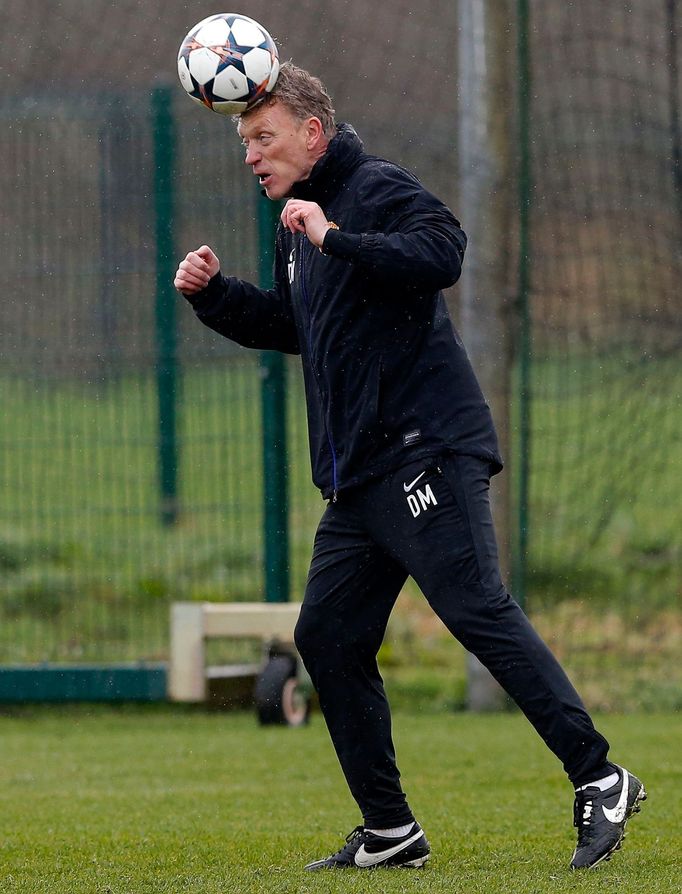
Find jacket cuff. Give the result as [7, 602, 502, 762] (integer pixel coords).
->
[184, 271, 223, 308]
[321, 229, 361, 259]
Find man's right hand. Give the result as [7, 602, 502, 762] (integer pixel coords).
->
[174, 245, 220, 295]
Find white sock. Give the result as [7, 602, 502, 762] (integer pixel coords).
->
[366, 823, 414, 838]
[575, 771, 619, 792]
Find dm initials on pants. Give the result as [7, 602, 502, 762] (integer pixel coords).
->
[406, 485, 438, 518]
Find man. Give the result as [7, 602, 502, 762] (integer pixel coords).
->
[174, 62, 645, 872]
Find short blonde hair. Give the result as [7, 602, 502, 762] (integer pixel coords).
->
[241, 62, 337, 137]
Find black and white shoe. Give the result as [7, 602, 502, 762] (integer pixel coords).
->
[304, 822, 430, 871]
[571, 766, 647, 869]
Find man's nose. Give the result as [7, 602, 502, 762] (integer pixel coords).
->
[244, 146, 260, 166]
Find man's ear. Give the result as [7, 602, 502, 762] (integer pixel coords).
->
[305, 116, 324, 149]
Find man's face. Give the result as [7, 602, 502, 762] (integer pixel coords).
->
[238, 102, 319, 200]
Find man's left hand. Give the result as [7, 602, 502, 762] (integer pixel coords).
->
[281, 200, 332, 249]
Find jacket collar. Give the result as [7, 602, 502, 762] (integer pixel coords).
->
[291, 123, 364, 202]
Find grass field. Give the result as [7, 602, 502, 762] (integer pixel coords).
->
[1, 354, 681, 711]
[0, 361, 321, 663]
[0, 706, 678, 894]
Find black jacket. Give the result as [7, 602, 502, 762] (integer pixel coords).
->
[186, 123, 502, 499]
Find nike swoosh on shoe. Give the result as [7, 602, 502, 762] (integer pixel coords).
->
[354, 829, 425, 868]
[602, 769, 630, 824]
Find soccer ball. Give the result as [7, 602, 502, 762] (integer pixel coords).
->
[177, 13, 280, 115]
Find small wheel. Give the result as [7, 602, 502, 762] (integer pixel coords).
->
[254, 654, 310, 726]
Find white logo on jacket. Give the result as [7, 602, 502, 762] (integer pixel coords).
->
[288, 248, 296, 284]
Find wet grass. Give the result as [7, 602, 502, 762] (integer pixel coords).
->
[0, 706, 676, 894]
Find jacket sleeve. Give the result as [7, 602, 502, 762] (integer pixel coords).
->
[183, 239, 300, 355]
[322, 164, 467, 293]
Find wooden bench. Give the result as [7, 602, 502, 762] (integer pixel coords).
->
[168, 601, 302, 702]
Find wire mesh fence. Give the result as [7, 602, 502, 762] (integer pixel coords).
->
[0, 1, 679, 708]
[524, 0, 682, 709]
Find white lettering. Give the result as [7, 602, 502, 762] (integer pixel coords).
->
[407, 494, 420, 517]
[417, 485, 438, 511]
[407, 485, 438, 518]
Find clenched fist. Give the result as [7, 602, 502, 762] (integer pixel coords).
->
[280, 200, 331, 248]
[174, 245, 220, 295]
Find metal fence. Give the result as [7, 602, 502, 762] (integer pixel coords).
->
[520, 0, 682, 709]
[0, 0, 680, 709]
[0, 89, 320, 670]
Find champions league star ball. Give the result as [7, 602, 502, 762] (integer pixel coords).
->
[177, 13, 280, 115]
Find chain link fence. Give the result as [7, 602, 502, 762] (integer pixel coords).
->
[0, 1, 679, 708]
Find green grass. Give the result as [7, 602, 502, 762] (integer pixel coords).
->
[522, 351, 682, 610]
[3, 353, 681, 626]
[0, 707, 677, 894]
[1, 353, 680, 709]
[0, 361, 321, 662]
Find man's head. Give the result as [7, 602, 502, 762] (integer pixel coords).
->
[238, 62, 337, 200]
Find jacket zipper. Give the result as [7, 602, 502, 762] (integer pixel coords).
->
[299, 239, 339, 501]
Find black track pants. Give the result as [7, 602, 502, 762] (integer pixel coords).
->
[294, 453, 613, 828]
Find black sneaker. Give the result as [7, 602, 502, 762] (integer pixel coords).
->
[571, 766, 647, 869]
[304, 822, 430, 871]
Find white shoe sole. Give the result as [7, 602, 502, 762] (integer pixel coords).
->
[400, 854, 430, 868]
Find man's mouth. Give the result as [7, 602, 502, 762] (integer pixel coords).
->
[257, 173, 273, 187]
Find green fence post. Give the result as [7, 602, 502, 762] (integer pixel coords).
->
[258, 193, 289, 603]
[667, 0, 682, 221]
[152, 85, 179, 527]
[512, 0, 532, 608]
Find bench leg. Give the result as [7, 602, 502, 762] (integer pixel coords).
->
[169, 602, 206, 702]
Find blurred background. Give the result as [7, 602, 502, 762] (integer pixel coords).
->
[0, 0, 680, 711]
